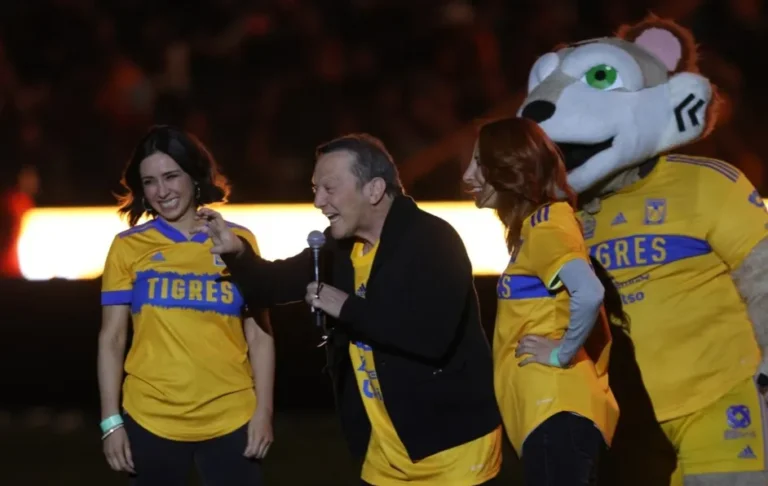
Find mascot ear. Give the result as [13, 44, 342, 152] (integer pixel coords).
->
[634, 28, 682, 72]
[619, 14, 721, 151]
[617, 14, 698, 74]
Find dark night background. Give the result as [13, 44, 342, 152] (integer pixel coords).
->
[1, 0, 766, 484]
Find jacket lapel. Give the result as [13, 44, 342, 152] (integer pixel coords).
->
[368, 195, 417, 283]
[323, 196, 418, 376]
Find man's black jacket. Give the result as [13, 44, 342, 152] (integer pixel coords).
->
[221, 195, 501, 461]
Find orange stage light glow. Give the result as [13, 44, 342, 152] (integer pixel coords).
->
[16, 199, 768, 280]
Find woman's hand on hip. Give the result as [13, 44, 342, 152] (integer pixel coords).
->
[516, 335, 564, 368]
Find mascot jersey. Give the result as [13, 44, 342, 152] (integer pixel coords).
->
[494, 202, 618, 453]
[578, 154, 768, 421]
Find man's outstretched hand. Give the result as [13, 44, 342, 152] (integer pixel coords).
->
[193, 208, 244, 255]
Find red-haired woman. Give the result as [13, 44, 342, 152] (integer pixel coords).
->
[462, 116, 619, 486]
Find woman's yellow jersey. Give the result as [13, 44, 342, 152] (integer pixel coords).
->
[349, 240, 502, 485]
[493, 202, 619, 454]
[101, 217, 259, 441]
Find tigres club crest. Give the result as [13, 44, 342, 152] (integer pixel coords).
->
[582, 213, 597, 240]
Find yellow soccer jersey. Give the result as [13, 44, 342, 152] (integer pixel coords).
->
[493, 202, 618, 454]
[578, 154, 768, 422]
[349, 240, 502, 485]
[101, 217, 259, 441]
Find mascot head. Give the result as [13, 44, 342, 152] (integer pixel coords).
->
[518, 15, 721, 194]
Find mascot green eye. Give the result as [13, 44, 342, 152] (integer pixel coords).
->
[582, 64, 622, 90]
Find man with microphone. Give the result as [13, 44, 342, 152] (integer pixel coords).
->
[194, 133, 502, 485]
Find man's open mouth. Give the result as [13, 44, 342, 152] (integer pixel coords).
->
[557, 138, 614, 172]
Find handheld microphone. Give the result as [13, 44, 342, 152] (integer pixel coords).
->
[307, 230, 326, 328]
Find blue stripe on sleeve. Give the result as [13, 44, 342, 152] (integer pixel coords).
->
[101, 290, 132, 305]
[497, 274, 554, 300]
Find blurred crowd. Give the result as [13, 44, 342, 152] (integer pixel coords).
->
[0, 0, 766, 210]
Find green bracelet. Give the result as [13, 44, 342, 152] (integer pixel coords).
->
[548, 347, 562, 367]
[100, 414, 123, 434]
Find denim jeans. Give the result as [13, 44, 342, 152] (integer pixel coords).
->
[521, 412, 605, 486]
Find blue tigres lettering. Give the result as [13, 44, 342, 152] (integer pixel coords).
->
[355, 341, 373, 352]
[353, 341, 382, 401]
[131, 270, 243, 316]
[590, 235, 711, 270]
[497, 274, 554, 300]
[620, 291, 645, 306]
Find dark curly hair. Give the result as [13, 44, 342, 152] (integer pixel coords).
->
[116, 125, 230, 226]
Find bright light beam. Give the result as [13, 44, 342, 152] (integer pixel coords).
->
[17, 202, 508, 280]
[17, 199, 768, 280]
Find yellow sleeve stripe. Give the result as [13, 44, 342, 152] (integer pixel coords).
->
[545, 253, 586, 290]
[547, 270, 564, 291]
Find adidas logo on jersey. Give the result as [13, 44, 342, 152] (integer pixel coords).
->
[738, 446, 757, 459]
[611, 212, 627, 225]
[151, 252, 165, 262]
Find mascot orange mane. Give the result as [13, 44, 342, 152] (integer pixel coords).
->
[519, 15, 768, 486]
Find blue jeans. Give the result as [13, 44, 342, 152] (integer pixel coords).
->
[521, 412, 605, 486]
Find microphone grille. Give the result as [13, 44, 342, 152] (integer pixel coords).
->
[307, 230, 326, 249]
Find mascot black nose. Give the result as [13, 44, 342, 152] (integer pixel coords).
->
[521, 100, 556, 123]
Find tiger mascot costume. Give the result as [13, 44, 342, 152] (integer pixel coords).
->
[518, 14, 768, 486]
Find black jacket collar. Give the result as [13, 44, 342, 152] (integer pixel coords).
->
[369, 194, 416, 280]
[325, 194, 417, 262]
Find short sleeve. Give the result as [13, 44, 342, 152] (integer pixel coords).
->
[706, 172, 768, 270]
[527, 204, 588, 290]
[101, 235, 133, 306]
